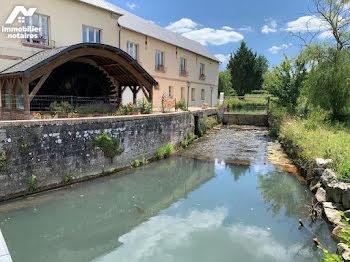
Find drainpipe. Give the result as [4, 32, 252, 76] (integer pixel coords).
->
[118, 24, 122, 49]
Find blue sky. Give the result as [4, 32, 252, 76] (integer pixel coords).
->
[108, 0, 331, 70]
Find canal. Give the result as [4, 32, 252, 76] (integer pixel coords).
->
[0, 127, 335, 262]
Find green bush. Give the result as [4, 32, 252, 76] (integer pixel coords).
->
[49, 101, 73, 114]
[157, 147, 166, 159]
[141, 157, 148, 165]
[175, 99, 188, 111]
[250, 90, 269, 95]
[134, 159, 140, 167]
[182, 133, 196, 148]
[116, 103, 137, 115]
[137, 100, 153, 114]
[165, 143, 174, 157]
[0, 151, 6, 172]
[87, 133, 124, 159]
[198, 116, 217, 137]
[224, 98, 267, 110]
[63, 174, 73, 183]
[28, 175, 38, 191]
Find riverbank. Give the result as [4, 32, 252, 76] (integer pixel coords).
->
[0, 109, 219, 201]
[269, 109, 350, 260]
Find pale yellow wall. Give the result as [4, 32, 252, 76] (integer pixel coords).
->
[0, 0, 120, 70]
[0, 0, 219, 108]
[120, 28, 219, 108]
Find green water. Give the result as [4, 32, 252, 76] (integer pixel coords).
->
[0, 128, 335, 262]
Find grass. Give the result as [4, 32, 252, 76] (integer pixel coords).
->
[278, 117, 350, 181]
[224, 97, 268, 110]
[228, 109, 267, 115]
[157, 143, 175, 159]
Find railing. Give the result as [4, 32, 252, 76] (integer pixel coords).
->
[155, 64, 166, 72]
[179, 70, 188, 77]
[199, 74, 206, 81]
[22, 39, 56, 49]
[30, 95, 120, 112]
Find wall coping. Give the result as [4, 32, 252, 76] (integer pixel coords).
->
[0, 109, 218, 128]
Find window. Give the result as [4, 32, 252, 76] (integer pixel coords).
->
[191, 88, 196, 101]
[127, 42, 138, 60]
[201, 89, 205, 101]
[181, 87, 185, 100]
[82, 26, 101, 43]
[155, 51, 165, 71]
[3, 85, 11, 109]
[24, 14, 49, 46]
[199, 63, 205, 80]
[15, 85, 24, 110]
[180, 58, 187, 75]
[169, 86, 173, 98]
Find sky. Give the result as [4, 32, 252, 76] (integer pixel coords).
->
[107, 0, 333, 70]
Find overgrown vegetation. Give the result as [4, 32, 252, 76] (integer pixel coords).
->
[0, 151, 6, 172]
[157, 143, 174, 159]
[76, 104, 113, 115]
[198, 116, 218, 137]
[49, 101, 73, 115]
[175, 99, 188, 111]
[28, 175, 38, 191]
[182, 133, 196, 148]
[63, 174, 73, 183]
[224, 98, 267, 110]
[87, 133, 124, 159]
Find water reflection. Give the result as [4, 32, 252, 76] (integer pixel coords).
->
[257, 171, 310, 218]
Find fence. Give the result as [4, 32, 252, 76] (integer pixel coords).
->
[30, 95, 121, 112]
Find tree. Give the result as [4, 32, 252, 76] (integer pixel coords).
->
[292, 0, 350, 50]
[263, 56, 307, 113]
[218, 70, 236, 96]
[305, 47, 350, 119]
[227, 42, 268, 96]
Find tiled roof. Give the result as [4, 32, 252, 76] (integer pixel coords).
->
[76, 0, 220, 62]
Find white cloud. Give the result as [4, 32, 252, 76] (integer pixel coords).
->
[215, 54, 230, 66]
[268, 44, 292, 54]
[94, 208, 314, 262]
[261, 20, 278, 34]
[166, 18, 244, 46]
[222, 26, 234, 31]
[126, 2, 137, 10]
[165, 18, 198, 34]
[286, 15, 329, 33]
[318, 30, 333, 39]
[238, 26, 254, 32]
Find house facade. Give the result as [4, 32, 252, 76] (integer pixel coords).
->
[0, 0, 219, 110]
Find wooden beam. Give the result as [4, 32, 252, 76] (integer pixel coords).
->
[140, 86, 150, 101]
[10, 78, 17, 110]
[29, 72, 51, 102]
[22, 77, 30, 117]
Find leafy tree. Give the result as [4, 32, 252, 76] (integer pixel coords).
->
[305, 47, 350, 119]
[263, 56, 307, 113]
[218, 70, 236, 96]
[227, 41, 268, 96]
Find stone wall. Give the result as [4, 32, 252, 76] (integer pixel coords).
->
[223, 113, 268, 126]
[0, 111, 217, 201]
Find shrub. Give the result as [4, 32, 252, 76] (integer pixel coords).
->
[63, 174, 73, 183]
[137, 100, 153, 114]
[157, 147, 166, 159]
[49, 101, 73, 115]
[134, 159, 140, 167]
[161, 96, 175, 113]
[87, 133, 124, 159]
[224, 98, 267, 110]
[165, 143, 174, 157]
[175, 99, 188, 111]
[141, 157, 148, 165]
[263, 56, 307, 114]
[0, 151, 6, 172]
[251, 90, 269, 95]
[28, 175, 38, 191]
[182, 133, 196, 148]
[116, 102, 137, 115]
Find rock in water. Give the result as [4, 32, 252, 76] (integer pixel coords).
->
[315, 188, 327, 203]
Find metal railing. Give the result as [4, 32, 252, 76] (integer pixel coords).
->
[30, 95, 120, 112]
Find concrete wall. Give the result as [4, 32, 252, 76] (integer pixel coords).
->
[0, 112, 201, 200]
[223, 113, 268, 127]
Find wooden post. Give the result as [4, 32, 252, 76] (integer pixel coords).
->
[22, 77, 30, 119]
